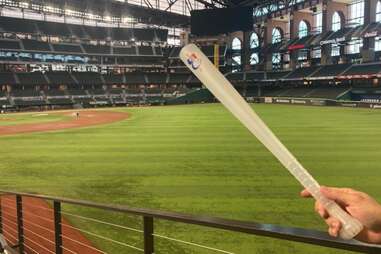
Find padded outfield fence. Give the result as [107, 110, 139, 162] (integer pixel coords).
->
[0, 191, 380, 254]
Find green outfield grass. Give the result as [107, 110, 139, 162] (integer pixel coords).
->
[0, 104, 380, 254]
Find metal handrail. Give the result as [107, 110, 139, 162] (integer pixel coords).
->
[1, 190, 381, 253]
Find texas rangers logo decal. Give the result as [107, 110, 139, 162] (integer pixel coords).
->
[186, 52, 201, 70]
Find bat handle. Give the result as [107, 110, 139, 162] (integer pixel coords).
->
[309, 188, 364, 240]
[288, 162, 363, 239]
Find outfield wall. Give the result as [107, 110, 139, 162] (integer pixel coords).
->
[249, 97, 381, 109]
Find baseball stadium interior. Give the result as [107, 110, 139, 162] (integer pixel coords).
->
[1, 0, 381, 254]
[1, 0, 381, 111]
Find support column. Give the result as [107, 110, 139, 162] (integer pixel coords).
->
[289, 12, 298, 69]
[321, 0, 331, 65]
[362, 0, 378, 62]
[242, 31, 251, 71]
[263, 22, 273, 71]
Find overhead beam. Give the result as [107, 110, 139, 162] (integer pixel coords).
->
[193, 0, 226, 8]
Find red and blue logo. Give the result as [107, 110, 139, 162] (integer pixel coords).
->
[186, 53, 201, 70]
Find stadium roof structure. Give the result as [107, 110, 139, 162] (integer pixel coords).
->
[0, 0, 316, 28]
[0, 0, 189, 27]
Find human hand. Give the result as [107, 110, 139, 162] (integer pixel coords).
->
[301, 186, 381, 244]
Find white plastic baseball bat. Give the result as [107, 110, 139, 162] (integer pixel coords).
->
[180, 44, 363, 240]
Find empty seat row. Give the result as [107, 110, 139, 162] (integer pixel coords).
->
[0, 39, 162, 56]
[169, 45, 227, 58]
[0, 72, 193, 85]
[0, 16, 167, 42]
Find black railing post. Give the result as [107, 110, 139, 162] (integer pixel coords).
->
[53, 201, 63, 254]
[16, 195, 24, 254]
[0, 195, 3, 234]
[143, 216, 154, 254]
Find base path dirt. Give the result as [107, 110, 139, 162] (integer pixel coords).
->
[0, 110, 128, 136]
[1, 195, 104, 254]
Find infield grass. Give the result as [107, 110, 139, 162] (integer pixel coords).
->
[0, 104, 380, 254]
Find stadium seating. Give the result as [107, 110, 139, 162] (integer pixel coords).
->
[112, 28, 133, 41]
[134, 29, 155, 41]
[47, 98, 73, 105]
[84, 26, 111, 40]
[113, 47, 137, 55]
[145, 88, 162, 94]
[226, 72, 244, 81]
[260, 86, 348, 100]
[189, 74, 201, 83]
[261, 88, 290, 97]
[168, 73, 190, 83]
[46, 72, 76, 85]
[155, 30, 168, 42]
[109, 88, 124, 95]
[52, 43, 83, 53]
[146, 73, 167, 83]
[0, 39, 21, 50]
[201, 46, 214, 56]
[37, 21, 71, 37]
[286, 66, 321, 79]
[342, 63, 381, 76]
[89, 89, 107, 96]
[138, 46, 154, 56]
[125, 88, 143, 94]
[124, 72, 146, 84]
[166, 89, 213, 104]
[246, 86, 259, 97]
[0, 72, 17, 85]
[68, 24, 88, 38]
[307, 88, 348, 99]
[22, 39, 51, 51]
[168, 47, 181, 58]
[0, 16, 168, 43]
[82, 44, 111, 54]
[0, 16, 37, 34]
[168, 46, 226, 58]
[11, 89, 41, 97]
[17, 72, 47, 85]
[45, 90, 67, 97]
[246, 72, 265, 81]
[13, 98, 46, 106]
[276, 88, 315, 97]
[0, 95, 11, 107]
[73, 97, 95, 105]
[266, 71, 291, 80]
[72, 72, 103, 85]
[155, 47, 163, 55]
[67, 90, 88, 96]
[103, 74, 124, 85]
[312, 64, 351, 78]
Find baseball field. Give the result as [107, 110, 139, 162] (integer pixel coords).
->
[0, 103, 380, 254]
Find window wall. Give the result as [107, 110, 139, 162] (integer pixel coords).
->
[332, 12, 342, 31]
[298, 20, 309, 38]
[232, 37, 242, 72]
[272, 28, 282, 44]
[346, 39, 363, 54]
[346, 1, 364, 54]
[272, 52, 281, 69]
[313, 12, 323, 34]
[348, 0, 364, 26]
[376, 1, 381, 51]
[250, 33, 259, 65]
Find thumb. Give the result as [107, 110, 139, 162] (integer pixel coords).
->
[320, 186, 357, 207]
